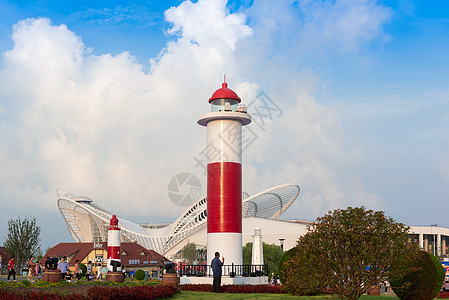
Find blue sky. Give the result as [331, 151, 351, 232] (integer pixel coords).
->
[0, 0, 448, 251]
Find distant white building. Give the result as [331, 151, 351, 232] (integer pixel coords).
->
[409, 225, 449, 258]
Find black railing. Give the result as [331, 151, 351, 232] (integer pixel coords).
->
[179, 264, 268, 277]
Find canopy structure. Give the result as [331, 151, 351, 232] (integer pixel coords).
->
[57, 183, 300, 255]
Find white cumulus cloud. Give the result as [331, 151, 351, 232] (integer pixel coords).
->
[0, 0, 392, 245]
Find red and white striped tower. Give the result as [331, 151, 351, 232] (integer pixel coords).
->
[107, 215, 121, 272]
[198, 79, 251, 267]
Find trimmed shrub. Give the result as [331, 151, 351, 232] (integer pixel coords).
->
[429, 253, 445, 298]
[87, 285, 177, 299]
[0, 282, 177, 300]
[79, 263, 87, 277]
[391, 250, 436, 300]
[277, 247, 297, 285]
[134, 269, 146, 281]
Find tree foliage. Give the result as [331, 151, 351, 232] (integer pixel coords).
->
[278, 247, 298, 285]
[429, 253, 445, 299]
[391, 251, 445, 300]
[242, 242, 252, 265]
[181, 242, 197, 264]
[197, 246, 206, 263]
[3, 215, 41, 273]
[391, 250, 437, 300]
[283, 206, 419, 300]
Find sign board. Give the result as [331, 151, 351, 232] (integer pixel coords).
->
[93, 243, 103, 248]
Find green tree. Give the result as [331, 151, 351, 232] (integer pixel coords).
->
[34, 246, 43, 262]
[242, 242, 252, 265]
[391, 250, 438, 300]
[242, 242, 282, 274]
[278, 247, 298, 284]
[283, 206, 419, 300]
[197, 246, 206, 263]
[181, 241, 197, 264]
[429, 253, 445, 298]
[3, 215, 41, 273]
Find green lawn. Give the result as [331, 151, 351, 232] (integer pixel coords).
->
[173, 292, 449, 300]
[173, 291, 402, 299]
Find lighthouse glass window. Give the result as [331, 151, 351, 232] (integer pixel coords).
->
[211, 98, 238, 112]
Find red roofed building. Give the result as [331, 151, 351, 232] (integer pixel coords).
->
[41, 242, 166, 278]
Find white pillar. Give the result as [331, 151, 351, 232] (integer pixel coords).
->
[437, 234, 441, 257]
[251, 227, 264, 265]
[419, 233, 424, 250]
[443, 237, 447, 257]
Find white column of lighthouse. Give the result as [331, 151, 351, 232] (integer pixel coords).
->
[206, 119, 243, 268]
[107, 215, 121, 272]
[251, 227, 264, 266]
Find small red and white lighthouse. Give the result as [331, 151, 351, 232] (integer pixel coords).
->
[107, 215, 121, 271]
[198, 79, 251, 267]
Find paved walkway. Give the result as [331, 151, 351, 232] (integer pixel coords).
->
[0, 275, 27, 282]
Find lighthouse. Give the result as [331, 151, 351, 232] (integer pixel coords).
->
[251, 227, 264, 266]
[198, 79, 251, 267]
[107, 215, 121, 272]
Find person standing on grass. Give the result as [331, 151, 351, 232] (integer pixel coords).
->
[211, 252, 224, 293]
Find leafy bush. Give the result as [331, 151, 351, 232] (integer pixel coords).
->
[391, 250, 436, 300]
[134, 269, 146, 281]
[0, 288, 67, 299]
[278, 247, 297, 285]
[79, 263, 87, 277]
[0, 282, 177, 300]
[429, 253, 445, 298]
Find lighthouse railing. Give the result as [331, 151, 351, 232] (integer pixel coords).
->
[178, 264, 268, 277]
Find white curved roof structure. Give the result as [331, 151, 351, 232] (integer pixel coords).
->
[57, 184, 300, 255]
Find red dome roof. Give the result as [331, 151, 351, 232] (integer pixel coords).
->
[209, 81, 241, 103]
[109, 215, 119, 228]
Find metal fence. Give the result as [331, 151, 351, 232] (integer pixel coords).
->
[179, 264, 268, 277]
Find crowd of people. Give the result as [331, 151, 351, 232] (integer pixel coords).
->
[4, 256, 111, 282]
[270, 273, 281, 286]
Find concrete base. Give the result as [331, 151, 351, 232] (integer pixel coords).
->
[180, 276, 268, 285]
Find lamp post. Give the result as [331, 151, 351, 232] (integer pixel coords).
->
[279, 238, 285, 256]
